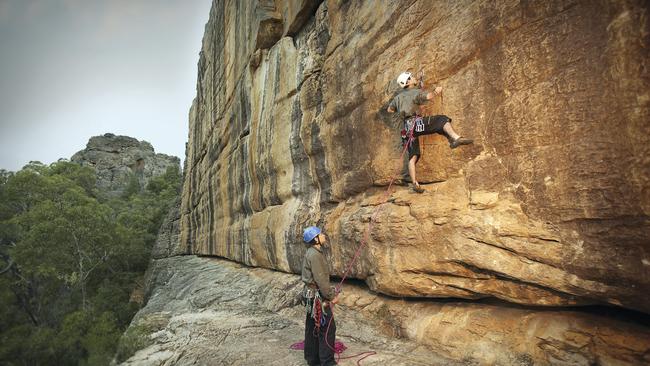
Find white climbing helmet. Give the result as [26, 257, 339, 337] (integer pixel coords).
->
[397, 72, 412, 88]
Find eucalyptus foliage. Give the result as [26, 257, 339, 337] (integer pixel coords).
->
[0, 161, 181, 365]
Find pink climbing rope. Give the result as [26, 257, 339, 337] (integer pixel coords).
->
[335, 128, 416, 292]
[323, 123, 418, 365]
[301, 79, 442, 363]
[291, 126, 417, 366]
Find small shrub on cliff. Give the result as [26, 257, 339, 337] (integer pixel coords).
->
[114, 322, 156, 363]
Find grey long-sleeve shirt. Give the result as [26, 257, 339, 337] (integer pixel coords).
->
[388, 87, 430, 120]
[301, 246, 336, 300]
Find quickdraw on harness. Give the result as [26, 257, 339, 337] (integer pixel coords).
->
[303, 286, 327, 333]
[312, 294, 326, 331]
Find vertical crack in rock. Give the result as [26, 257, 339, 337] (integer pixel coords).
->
[286, 94, 312, 272]
[310, 121, 333, 204]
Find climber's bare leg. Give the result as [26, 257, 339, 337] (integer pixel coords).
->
[408, 155, 418, 185]
[444, 122, 474, 148]
[443, 122, 460, 141]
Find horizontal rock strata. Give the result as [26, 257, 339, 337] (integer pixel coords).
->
[181, 0, 649, 313]
[117, 256, 650, 365]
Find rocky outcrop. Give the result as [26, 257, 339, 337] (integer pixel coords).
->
[181, 0, 649, 313]
[72, 133, 180, 196]
[117, 255, 650, 365]
[150, 198, 186, 259]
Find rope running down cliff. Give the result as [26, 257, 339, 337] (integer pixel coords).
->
[323, 119, 419, 365]
[334, 68, 429, 299]
[325, 70, 445, 365]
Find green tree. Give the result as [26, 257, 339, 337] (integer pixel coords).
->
[12, 188, 115, 312]
[122, 173, 142, 199]
[0, 160, 181, 365]
[48, 161, 98, 197]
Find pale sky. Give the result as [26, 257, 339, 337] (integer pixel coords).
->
[0, 0, 213, 172]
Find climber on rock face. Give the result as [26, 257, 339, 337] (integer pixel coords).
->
[387, 71, 473, 193]
[300, 226, 339, 366]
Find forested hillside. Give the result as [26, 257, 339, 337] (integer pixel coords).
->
[0, 161, 180, 365]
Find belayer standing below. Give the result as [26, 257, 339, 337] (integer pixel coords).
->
[387, 71, 473, 193]
[300, 226, 339, 366]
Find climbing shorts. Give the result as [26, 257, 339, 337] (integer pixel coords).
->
[401, 115, 452, 159]
[407, 115, 451, 136]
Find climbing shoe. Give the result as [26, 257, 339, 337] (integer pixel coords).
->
[450, 137, 474, 149]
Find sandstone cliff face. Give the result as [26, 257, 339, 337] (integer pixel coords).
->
[181, 0, 649, 316]
[72, 133, 180, 196]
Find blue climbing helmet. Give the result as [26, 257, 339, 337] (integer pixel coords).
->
[303, 226, 321, 243]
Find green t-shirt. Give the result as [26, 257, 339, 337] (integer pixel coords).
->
[388, 87, 429, 120]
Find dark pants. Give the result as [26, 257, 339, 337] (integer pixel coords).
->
[304, 306, 336, 366]
[403, 115, 452, 160]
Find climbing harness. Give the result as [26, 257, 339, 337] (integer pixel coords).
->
[302, 285, 326, 332]
[402, 115, 425, 142]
